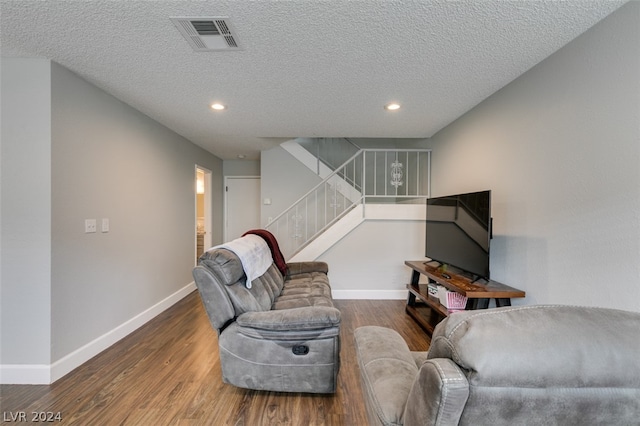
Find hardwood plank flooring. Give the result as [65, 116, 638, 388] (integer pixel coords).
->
[0, 293, 430, 425]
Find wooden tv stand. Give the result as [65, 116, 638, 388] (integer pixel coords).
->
[405, 260, 525, 336]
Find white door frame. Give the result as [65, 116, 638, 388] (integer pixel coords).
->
[196, 165, 213, 260]
[224, 175, 260, 242]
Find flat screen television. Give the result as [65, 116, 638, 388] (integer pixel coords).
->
[425, 190, 492, 280]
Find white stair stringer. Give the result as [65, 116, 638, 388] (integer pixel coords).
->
[289, 204, 425, 262]
[289, 205, 365, 262]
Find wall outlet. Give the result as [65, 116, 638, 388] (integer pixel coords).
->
[85, 219, 97, 233]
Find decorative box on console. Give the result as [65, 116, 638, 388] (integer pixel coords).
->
[438, 286, 467, 311]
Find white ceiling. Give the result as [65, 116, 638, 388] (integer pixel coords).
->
[0, 1, 626, 160]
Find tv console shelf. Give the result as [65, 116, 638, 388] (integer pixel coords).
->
[405, 260, 526, 336]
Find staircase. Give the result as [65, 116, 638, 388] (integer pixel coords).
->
[266, 140, 431, 260]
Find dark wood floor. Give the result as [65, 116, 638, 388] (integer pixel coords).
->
[0, 292, 430, 425]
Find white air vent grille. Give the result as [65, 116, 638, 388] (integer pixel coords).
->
[170, 17, 242, 51]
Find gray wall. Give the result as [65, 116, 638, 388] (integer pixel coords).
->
[1, 59, 224, 376]
[223, 159, 260, 177]
[1, 58, 52, 366]
[319, 218, 427, 296]
[50, 62, 223, 361]
[428, 2, 639, 311]
[260, 145, 322, 226]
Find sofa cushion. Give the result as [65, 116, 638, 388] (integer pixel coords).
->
[287, 261, 329, 276]
[273, 271, 333, 310]
[224, 264, 285, 314]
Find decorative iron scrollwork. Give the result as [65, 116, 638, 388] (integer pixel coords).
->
[291, 213, 303, 240]
[390, 160, 403, 188]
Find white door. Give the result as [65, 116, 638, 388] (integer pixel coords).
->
[225, 176, 261, 241]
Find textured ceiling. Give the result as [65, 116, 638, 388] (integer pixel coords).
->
[0, 1, 626, 160]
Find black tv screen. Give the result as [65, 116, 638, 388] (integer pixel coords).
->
[425, 190, 491, 280]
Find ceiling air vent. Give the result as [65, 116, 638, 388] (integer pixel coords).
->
[170, 17, 242, 51]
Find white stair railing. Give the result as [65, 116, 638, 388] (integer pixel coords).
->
[266, 149, 431, 259]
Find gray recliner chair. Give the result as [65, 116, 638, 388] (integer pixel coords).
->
[193, 244, 340, 394]
[355, 305, 640, 425]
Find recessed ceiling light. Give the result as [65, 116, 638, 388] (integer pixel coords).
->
[237, 154, 246, 159]
[384, 103, 401, 111]
[210, 103, 226, 111]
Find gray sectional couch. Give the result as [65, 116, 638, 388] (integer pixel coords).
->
[355, 305, 640, 425]
[193, 242, 340, 394]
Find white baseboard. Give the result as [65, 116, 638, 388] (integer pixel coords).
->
[0, 364, 51, 386]
[0, 282, 196, 385]
[332, 289, 407, 300]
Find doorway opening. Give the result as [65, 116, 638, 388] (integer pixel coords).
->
[196, 166, 213, 263]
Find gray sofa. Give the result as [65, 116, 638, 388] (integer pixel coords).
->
[193, 243, 340, 394]
[355, 305, 640, 425]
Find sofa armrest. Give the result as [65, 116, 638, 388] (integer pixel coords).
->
[354, 326, 419, 426]
[236, 306, 340, 340]
[403, 358, 469, 426]
[286, 261, 329, 276]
